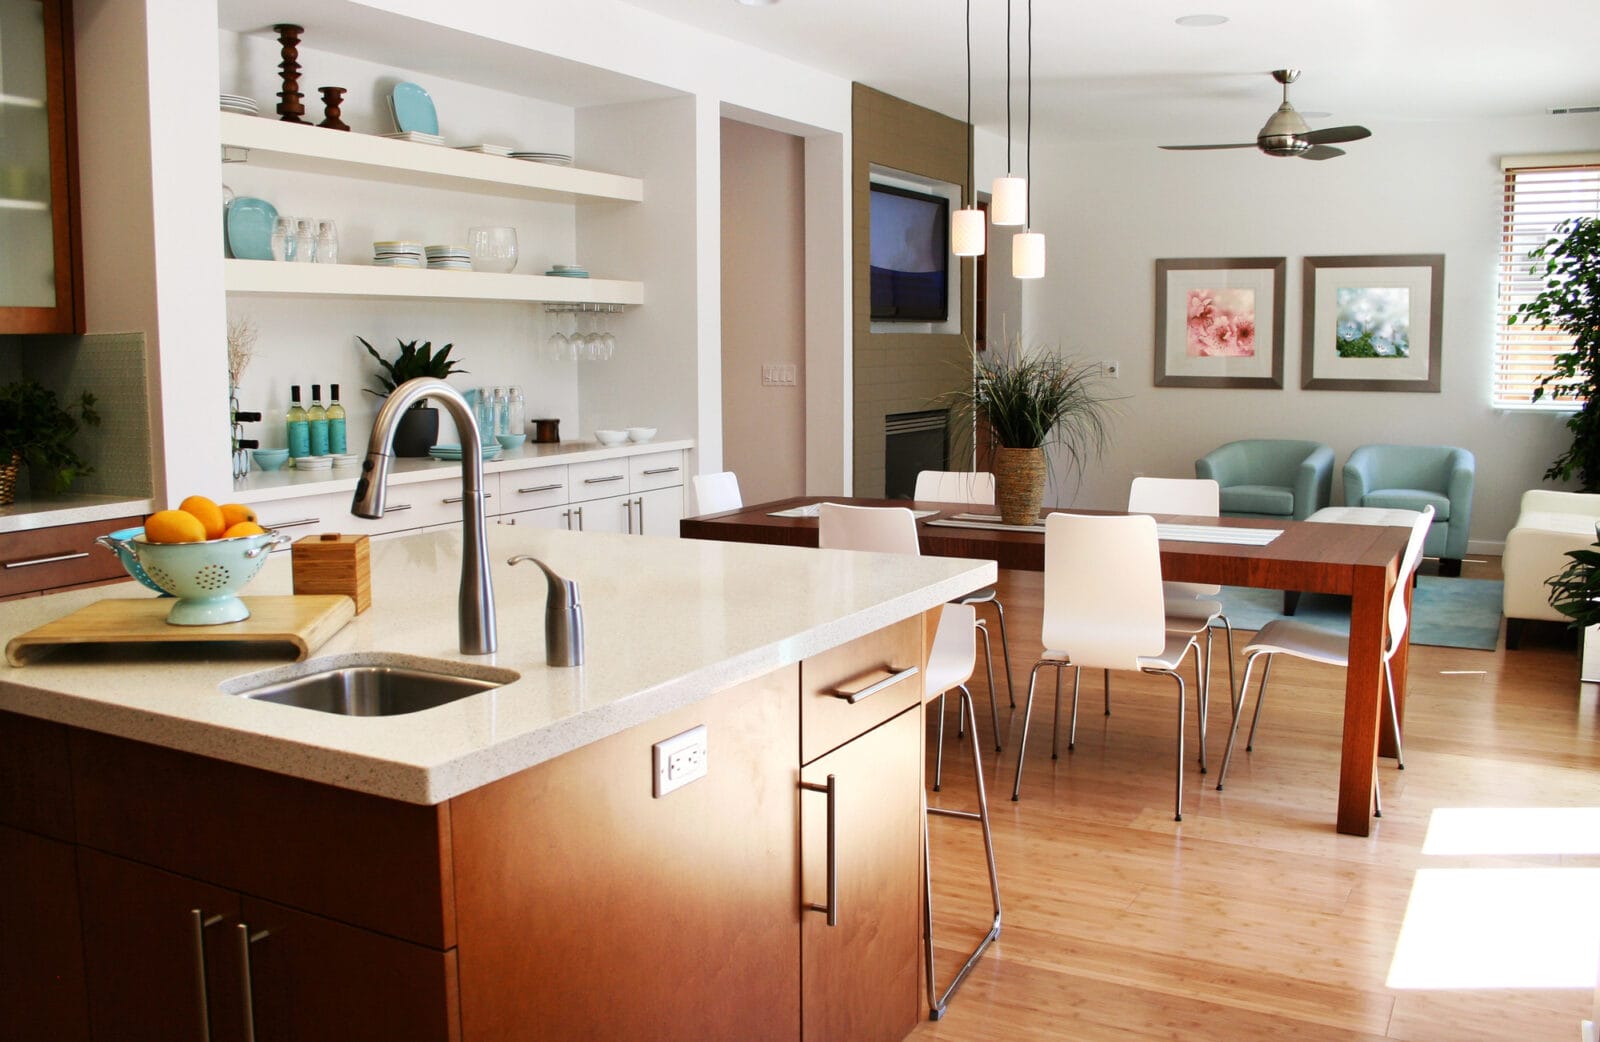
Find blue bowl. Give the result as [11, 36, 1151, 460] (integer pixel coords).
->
[95, 526, 170, 595]
[252, 448, 290, 472]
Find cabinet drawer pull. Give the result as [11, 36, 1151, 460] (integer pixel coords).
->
[635, 495, 644, 534]
[517, 483, 564, 494]
[641, 466, 680, 476]
[801, 774, 838, 927]
[624, 497, 634, 534]
[442, 492, 494, 504]
[385, 503, 413, 513]
[191, 909, 224, 1042]
[573, 506, 584, 531]
[832, 665, 919, 705]
[3, 550, 90, 569]
[237, 922, 269, 1042]
[582, 474, 625, 485]
[266, 516, 320, 530]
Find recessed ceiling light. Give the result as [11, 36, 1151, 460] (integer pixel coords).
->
[1175, 14, 1228, 27]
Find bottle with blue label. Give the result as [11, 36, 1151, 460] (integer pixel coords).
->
[326, 384, 347, 455]
[286, 384, 310, 458]
[308, 384, 330, 456]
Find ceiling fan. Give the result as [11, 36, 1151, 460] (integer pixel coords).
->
[1160, 69, 1372, 161]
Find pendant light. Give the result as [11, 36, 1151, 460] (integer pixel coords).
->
[1012, 0, 1045, 279]
[990, 0, 1027, 226]
[951, 0, 986, 256]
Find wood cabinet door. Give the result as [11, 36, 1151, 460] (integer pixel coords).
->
[77, 849, 245, 1042]
[0, 824, 88, 1042]
[241, 897, 459, 1042]
[801, 707, 922, 1042]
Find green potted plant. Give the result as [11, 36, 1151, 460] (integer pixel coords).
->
[358, 336, 468, 456]
[0, 380, 100, 503]
[942, 343, 1117, 525]
[1510, 216, 1600, 490]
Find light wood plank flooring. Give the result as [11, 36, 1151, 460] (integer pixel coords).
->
[914, 558, 1600, 1041]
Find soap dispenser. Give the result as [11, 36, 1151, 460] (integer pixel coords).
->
[509, 556, 583, 666]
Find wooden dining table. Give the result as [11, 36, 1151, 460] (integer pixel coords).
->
[680, 496, 1414, 837]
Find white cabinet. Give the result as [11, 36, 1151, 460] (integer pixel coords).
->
[494, 451, 683, 535]
[252, 475, 499, 541]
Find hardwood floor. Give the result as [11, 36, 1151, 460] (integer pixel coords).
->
[913, 558, 1600, 1041]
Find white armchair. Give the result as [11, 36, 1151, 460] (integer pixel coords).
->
[1503, 490, 1600, 648]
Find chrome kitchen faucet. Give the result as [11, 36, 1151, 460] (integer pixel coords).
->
[352, 377, 497, 655]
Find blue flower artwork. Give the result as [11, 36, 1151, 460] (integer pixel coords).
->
[1335, 287, 1411, 358]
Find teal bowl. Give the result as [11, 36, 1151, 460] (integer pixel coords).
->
[252, 448, 290, 472]
[96, 527, 170, 595]
[128, 530, 291, 625]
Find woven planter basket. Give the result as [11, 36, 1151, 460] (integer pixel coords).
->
[0, 452, 19, 507]
[992, 446, 1046, 526]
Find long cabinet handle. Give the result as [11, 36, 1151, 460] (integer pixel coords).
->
[801, 775, 838, 927]
[237, 923, 269, 1042]
[832, 665, 920, 705]
[624, 498, 634, 534]
[442, 493, 494, 504]
[634, 496, 644, 534]
[4, 550, 90, 569]
[641, 466, 680, 476]
[190, 909, 224, 1042]
[265, 517, 319, 530]
[573, 506, 584, 531]
[384, 503, 412, 513]
[582, 474, 625, 485]
[517, 483, 564, 494]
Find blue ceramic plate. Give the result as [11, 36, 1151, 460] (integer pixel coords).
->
[225, 197, 277, 260]
[391, 81, 439, 136]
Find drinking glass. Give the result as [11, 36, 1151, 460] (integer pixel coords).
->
[468, 226, 518, 273]
[271, 215, 295, 261]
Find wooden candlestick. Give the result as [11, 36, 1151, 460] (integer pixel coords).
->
[318, 87, 349, 131]
[273, 23, 308, 124]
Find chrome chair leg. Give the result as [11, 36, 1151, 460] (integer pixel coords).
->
[971, 619, 1001, 751]
[1012, 661, 1055, 802]
[1067, 666, 1081, 751]
[1216, 652, 1269, 790]
[1245, 654, 1275, 752]
[1384, 660, 1405, 769]
[989, 598, 1016, 708]
[933, 691, 947, 792]
[924, 686, 1002, 1020]
[1159, 666, 1187, 822]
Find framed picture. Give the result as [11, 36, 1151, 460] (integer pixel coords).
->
[1154, 257, 1286, 388]
[1301, 254, 1444, 392]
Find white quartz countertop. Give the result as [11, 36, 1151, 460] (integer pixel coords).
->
[0, 525, 993, 805]
[0, 492, 154, 533]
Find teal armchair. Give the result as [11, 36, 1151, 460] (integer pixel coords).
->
[1194, 439, 1335, 522]
[1343, 444, 1475, 576]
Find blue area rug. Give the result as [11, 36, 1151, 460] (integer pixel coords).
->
[1213, 577, 1504, 652]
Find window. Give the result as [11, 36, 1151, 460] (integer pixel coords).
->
[1494, 154, 1600, 408]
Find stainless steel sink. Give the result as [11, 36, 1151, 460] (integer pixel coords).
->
[230, 661, 513, 717]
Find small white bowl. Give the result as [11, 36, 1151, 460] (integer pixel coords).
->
[594, 429, 628, 446]
[626, 427, 656, 443]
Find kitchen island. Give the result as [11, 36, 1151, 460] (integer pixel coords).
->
[0, 525, 994, 1042]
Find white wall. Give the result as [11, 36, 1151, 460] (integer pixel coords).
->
[1019, 115, 1595, 548]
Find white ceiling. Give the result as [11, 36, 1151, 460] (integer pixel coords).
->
[619, 0, 1600, 144]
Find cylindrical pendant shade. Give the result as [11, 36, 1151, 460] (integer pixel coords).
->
[1013, 230, 1046, 279]
[991, 175, 1027, 226]
[951, 207, 986, 257]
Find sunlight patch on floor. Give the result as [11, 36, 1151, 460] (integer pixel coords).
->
[1422, 808, 1600, 856]
[1387, 868, 1600, 989]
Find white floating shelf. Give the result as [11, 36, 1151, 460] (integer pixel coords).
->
[218, 113, 643, 204]
[224, 258, 644, 305]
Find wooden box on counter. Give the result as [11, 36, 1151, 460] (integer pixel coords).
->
[291, 533, 370, 613]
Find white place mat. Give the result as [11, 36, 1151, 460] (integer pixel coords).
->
[768, 503, 939, 520]
[926, 513, 1281, 546]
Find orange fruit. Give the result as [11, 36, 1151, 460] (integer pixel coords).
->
[179, 495, 227, 539]
[144, 509, 206, 544]
[222, 520, 266, 539]
[220, 503, 257, 528]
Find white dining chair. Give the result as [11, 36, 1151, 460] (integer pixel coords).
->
[1216, 506, 1435, 798]
[1010, 512, 1203, 821]
[691, 471, 742, 515]
[915, 470, 1016, 716]
[818, 502, 1001, 778]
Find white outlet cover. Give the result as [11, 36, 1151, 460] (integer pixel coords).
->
[653, 724, 708, 798]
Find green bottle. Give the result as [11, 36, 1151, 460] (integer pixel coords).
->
[308, 384, 329, 456]
[327, 383, 347, 455]
[286, 384, 310, 458]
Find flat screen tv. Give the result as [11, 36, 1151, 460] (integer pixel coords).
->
[869, 183, 950, 322]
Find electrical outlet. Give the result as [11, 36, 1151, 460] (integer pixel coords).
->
[779, 364, 797, 386]
[1102, 360, 1121, 379]
[653, 724, 708, 797]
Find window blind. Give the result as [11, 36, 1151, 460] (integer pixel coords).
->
[1495, 156, 1600, 408]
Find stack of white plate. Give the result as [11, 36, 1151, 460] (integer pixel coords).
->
[455, 143, 513, 157]
[510, 151, 573, 166]
[546, 264, 589, 278]
[373, 241, 424, 268]
[381, 130, 445, 146]
[292, 455, 333, 470]
[220, 93, 259, 115]
[424, 245, 472, 271]
[332, 454, 362, 470]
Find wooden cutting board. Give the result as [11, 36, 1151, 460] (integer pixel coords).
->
[5, 595, 356, 666]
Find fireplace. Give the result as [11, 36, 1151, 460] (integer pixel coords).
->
[883, 409, 948, 500]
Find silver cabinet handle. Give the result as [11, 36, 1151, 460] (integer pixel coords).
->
[801, 775, 838, 927]
[190, 909, 224, 1042]
[624, 498, 634, 534]
[237, 922, 269, 1042]
[832, 665, 920, 705]
[641, 466, 680, 476]
[384, 503, 412, 513]
[573, 506, 584, 531]
[265, 517, 319, 530]
[442, 493, 493, 504]
[582, 474, 625, 484]
[4, 550, 90, 569]
[517, 483, 564, 494]
[634, 496, 644, 534]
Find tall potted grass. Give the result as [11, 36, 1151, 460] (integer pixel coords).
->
[943, 345, 1116, 525]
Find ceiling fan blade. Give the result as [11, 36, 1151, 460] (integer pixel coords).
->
[1299, 144, 1346, 161]
[1300, 125, 1371, 145]
[1157, 142, 1257, 151]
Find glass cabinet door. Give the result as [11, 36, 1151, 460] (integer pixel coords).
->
[0, 0, 78, 332]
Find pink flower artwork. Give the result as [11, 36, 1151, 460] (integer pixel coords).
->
[1185, 288, 1257, 358]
